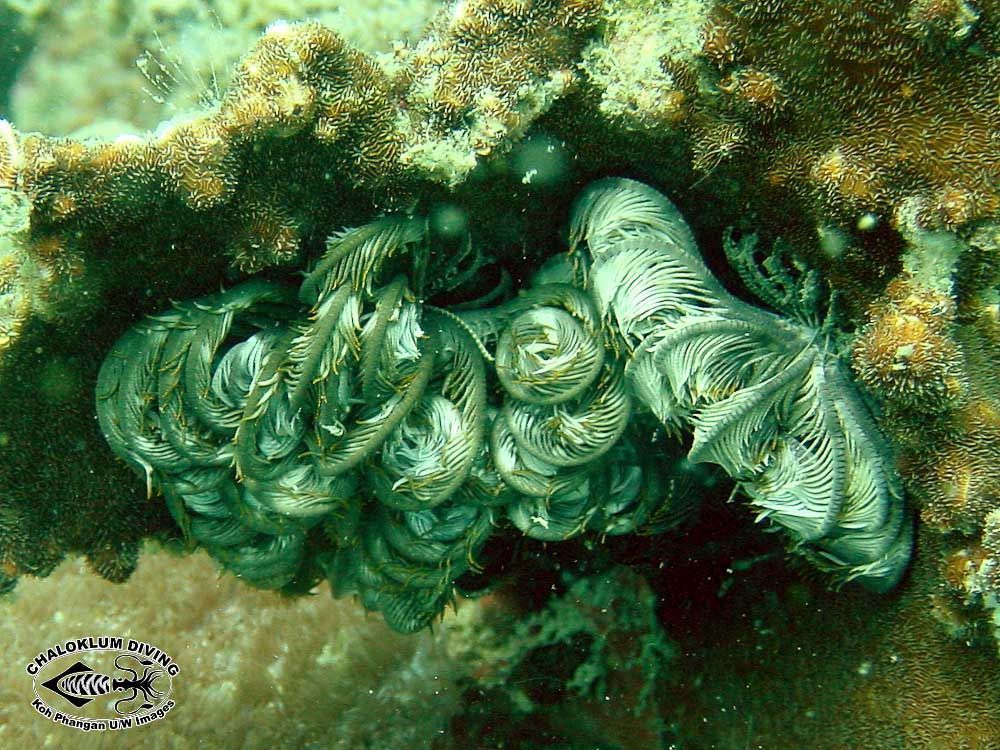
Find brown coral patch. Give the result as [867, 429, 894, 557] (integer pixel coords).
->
[718, 66, 784, 117]
[700, 12, 737, 66]
[0, 120, 20, 189]
[853, 276, 967, 411]
[161, 119, 237, 211]
[690, 1, 1000, 232]
[907, 399, 1000, 531]
[667, 529, 1000, 749]
[226, 195, 302, 273]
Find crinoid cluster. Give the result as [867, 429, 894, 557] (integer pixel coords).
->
[569, 179, 912, 590]
[97, 179, 912, 632]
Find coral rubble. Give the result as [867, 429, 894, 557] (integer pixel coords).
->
[444, 565, 673, 749]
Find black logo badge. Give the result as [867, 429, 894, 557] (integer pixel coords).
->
[27, 637, 179, 731]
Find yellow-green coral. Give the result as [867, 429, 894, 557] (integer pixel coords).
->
[0, 187, 53, 355]
[579, 0, 707, 130]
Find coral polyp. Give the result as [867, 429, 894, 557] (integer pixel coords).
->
[96, 179, 911, 631]
[852, 275, 967, 412]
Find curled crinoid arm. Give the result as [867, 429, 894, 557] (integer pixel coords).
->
[371, 313, 487, 512]
[723, 230, 834, 329]
[96, 318, 195, 496]
[588, 239, 731, 351]
[569, 177, 700, 259]
[160, 466, 308, 591]
[187, 513, 257, 550]
[372, 394, 470, 510]
[455, 281, 602, 351]
[685, 345, 816, 477]
[453, 409, 518, 508]
[359, 276, 409, 402]
[157, 319, 234, 469]
[647, 315, 802, 413]
[310, 344, 435, 477]
[96, 328, 161, 491]
[377, 503, 494, 588]
[503, 362, 631, 468]
[490, 413, 591, 498]
[585, 438, 675, 537]
[243, 463, 356, 520]
[738, 356, 850, 542]
[507, 481, 599, 542]
[810, 510, 914, 594]
[495, 289, 605, 405]
[329, 501, 495, 633]
[302, 273, 427, 480]
[154, 286, 294, 470]
[184, 281, 299, 434]
[505, 438, 672, 542]
[206, 529, 306, 590]
[232, 328, 306, 482]
[283, 285, 356, 412]
[299, 215, 427, 304]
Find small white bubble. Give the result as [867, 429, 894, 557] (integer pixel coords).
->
[510, 135, 569, 187]
[429, 204, 468, 239]
[857, 213, 879, 231]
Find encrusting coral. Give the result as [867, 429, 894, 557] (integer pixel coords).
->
[849, 213, 1000, 656]
[579, 0, 1000, 231]
[4, 0, 439, 136]
[96, 178, 911, 631]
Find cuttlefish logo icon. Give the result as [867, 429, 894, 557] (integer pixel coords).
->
[27, 637, 179, 731]
[41, 655, 165, 712]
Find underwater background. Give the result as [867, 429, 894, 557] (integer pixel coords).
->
[1, 1, 999, 747]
